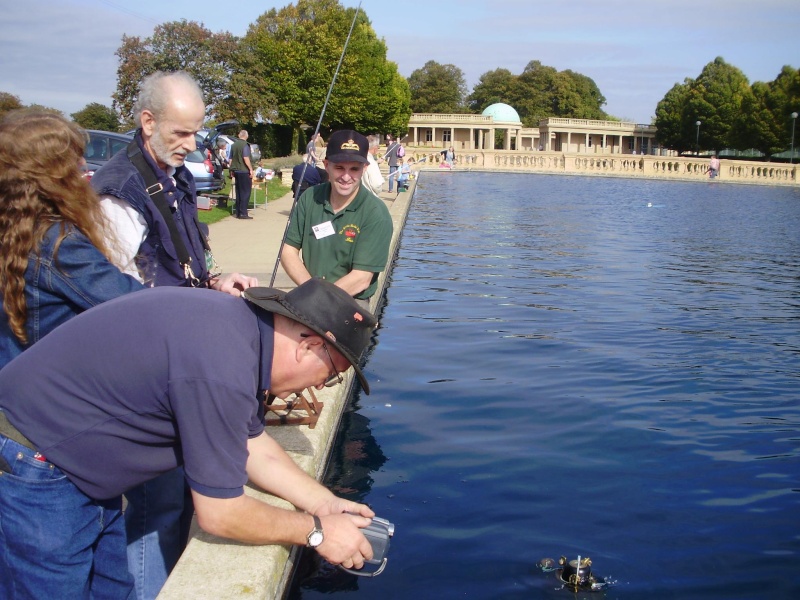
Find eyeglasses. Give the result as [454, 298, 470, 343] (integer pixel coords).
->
[300, 333, 343, 387]
[321, 343, 344, 387]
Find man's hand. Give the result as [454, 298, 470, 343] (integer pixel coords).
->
[312, 497, 375, 521]
[315, 512, 375, 569]
[210, 272, 258, 297]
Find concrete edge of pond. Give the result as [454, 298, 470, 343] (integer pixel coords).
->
[157, 178, 418, 600]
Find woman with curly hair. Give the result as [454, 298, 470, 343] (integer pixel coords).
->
[0, 109, 143, 368]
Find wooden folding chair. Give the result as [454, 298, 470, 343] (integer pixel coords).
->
[264, 388, 324, 428]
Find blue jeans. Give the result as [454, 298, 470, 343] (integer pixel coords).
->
[0, 433, 133, 599]
[125, 467, 193, 600]
[387, 166, 398, 192]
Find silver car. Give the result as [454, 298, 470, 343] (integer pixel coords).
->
[184, 148, 223, 193]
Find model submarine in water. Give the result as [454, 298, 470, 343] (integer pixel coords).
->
[537, 555, 610, 592]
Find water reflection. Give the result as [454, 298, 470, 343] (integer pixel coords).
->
[289, 402, 386, 595]
[291, 173, 800, 599]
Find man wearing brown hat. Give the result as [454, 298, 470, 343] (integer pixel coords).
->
[281, 130, 393, 307]
[0, 279, 378, 598]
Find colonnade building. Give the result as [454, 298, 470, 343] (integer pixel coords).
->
[404, 103, 661, 155]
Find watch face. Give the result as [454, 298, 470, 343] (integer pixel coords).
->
[308, 530, 324, 547]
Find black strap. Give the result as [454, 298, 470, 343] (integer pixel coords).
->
[126, 140, 211, 281]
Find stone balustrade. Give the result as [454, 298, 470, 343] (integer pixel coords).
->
[546, 117, 654, 131]
[408, 150, 798, 186]
[409, 113, 493, 124]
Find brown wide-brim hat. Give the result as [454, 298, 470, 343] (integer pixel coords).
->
[243, 278, 377, 394]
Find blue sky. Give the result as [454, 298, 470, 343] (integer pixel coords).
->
[2, 0, 798, 124]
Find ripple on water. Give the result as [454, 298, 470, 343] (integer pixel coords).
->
[293, 173, 800, 600]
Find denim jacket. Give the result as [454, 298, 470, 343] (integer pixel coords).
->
[91, 134, 209, 288]
[0, 223, 143, 369]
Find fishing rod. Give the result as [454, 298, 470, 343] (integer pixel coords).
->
[268, 0, 362, 287]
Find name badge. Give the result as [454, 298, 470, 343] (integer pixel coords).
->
[312, 221, 336, 239]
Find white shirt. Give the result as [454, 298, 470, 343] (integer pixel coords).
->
[361, 152, 384, 196]
[100, 196, 147, 282]
[98, 165, 180, 284]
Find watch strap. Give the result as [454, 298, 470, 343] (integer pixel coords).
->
[306, 514, 323, 547]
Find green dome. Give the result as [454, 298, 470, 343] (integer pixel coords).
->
[482, 103, 521, 123]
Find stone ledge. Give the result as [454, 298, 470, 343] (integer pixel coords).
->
[157, 177, 416, 600]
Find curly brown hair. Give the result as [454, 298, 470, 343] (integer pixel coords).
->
[0, 109, 115, 345]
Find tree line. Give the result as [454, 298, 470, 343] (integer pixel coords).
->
[2, 0, 797, 159]
[654, 57, 799, 157]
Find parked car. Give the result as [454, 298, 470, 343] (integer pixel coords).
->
[184, 148, 224, 193]
[249, 144, 262, 163]
[83, 130, 133, 180]
[196, 119, 239, 150]
[214, 134, 236, 161]
[120, 127, 223, 192]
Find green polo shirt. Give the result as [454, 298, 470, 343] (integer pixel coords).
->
[285, 183, 393, 299]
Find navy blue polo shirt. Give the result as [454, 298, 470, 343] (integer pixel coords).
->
[0, 287, 272, 500]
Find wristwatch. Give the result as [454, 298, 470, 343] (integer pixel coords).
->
[306, 514, 324, 548]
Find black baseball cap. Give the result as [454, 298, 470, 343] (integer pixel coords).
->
[325, 130, 369, 164]
[243, 278, 377, 393]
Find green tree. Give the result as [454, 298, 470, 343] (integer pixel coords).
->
[0, 92, 24, 121]
[466, 68, 515, 113]
[71, 103, 120, 131]
[736, 66, 800, 156]
[26, 104, 63, 117]
[511, 61, 560, 125]
[654, 79, 694, 153]
[465, 61, 606, 127]
[553, 70, 606, 119]
[407, 60, 468, 114]
[113, 35, 155, 125]
[655, 57, 778, 154]
[685, 57, 752, 152]
[229, 0, 409, 150]
[113, 20, 237, 124]
[732, 81, 779, 155]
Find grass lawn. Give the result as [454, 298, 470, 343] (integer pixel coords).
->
[198, 174, 291, 225]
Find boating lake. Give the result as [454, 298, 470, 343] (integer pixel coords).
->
[290, 172, 800, 599]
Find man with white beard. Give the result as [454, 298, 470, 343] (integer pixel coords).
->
[91, 70, 256, 599]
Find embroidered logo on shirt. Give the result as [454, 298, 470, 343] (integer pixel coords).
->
[340, 224, 361, 242]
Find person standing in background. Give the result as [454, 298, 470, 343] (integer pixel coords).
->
[230, 129, 254, 219]
[383, 135, 401, 192]
[708, 154, 720, 179]
[441, 146, 456, 169]
[361, 134, 385, 197]
[306, 132, 321, 165]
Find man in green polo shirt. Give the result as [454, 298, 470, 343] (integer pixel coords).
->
[281, 130, 393, 307]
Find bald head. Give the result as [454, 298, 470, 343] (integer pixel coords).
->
[135, 71, 206, 170]
[134, 71, 204, 124]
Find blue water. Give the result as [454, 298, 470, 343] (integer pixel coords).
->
[290, 173, 800, 599]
